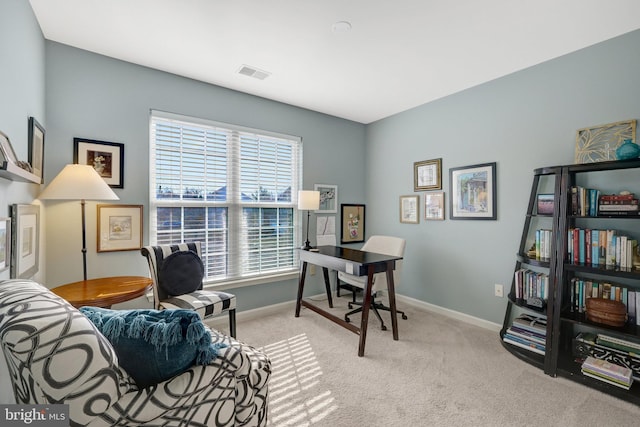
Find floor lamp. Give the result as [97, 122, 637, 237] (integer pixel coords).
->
[39, 164, 119, 281]
[298, 190, 320, 250]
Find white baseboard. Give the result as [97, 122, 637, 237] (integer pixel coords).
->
[206, 293, 501, 333]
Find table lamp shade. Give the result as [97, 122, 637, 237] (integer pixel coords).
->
[298, 190, 320, 210]
[39, 164, 119, 201]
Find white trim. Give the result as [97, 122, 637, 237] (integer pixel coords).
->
[204, 271, 298, 291]
[396, 294, 501, 332]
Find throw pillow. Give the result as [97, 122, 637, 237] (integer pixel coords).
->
[79, 306, 226, 388]
[159, 250, 204, 295]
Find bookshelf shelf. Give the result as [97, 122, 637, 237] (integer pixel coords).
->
[0, 160, 41, 184]
[501, 160, 640, 406]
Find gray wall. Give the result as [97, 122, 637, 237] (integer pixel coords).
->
[43, 42, 366, 310]
[0, 1, 46, 283]
[365, 29, 640, 324]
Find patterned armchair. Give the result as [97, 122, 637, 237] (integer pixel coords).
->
[0, 279, 270, 426]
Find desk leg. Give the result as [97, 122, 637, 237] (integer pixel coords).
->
[358, 265, 375, 357]
[386, 261, 399, 341]
[322, 267, 334, 308]
[295, 261, 308, 317]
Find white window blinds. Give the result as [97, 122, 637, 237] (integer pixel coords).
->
[150, 111, 303, 282]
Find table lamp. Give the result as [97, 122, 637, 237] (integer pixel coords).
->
[298, 190, 320, 250]
[39, 164, 119, 281]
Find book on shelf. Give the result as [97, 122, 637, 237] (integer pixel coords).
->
[599, 199, 639, 205]
[600, 193, 636, 201]
[581, 356, 633, 389]
[599, 204, 639, 211]
[596, 334, 640, 355]
[581, 370, 632, 390]
[502, 334, 545, 355]
[506, 327, 546, 345]
[511, 314, 547, 335]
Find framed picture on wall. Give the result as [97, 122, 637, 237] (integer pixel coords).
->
[414, 158, 442, 191]
[0, 217, 10, 273]
[74, 138, 125, 188]
[314, 184, 338, 213]
[340, 204, 365, 243]
[97, 204, 143, 252]
[10, 204, 40, 279]
[449, 162, 497, 220]
[28, 117, 45, 184]
[425, 192, 445, 220]
[399, 195, 419, 224]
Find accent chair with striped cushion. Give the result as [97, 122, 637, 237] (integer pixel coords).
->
[140, 242, 237, 337]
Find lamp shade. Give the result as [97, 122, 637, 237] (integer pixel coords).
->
[298, 190, 320, 210]
[39, 164, 119, 201]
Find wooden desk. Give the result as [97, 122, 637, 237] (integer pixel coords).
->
[52, 276, 153, 308]
[295, 246, 402, 357]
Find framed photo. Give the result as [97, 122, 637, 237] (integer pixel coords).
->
[28, 117, 45, 183]
[0, 217, 10, 273]
[425, 192, 445, 220]
[340, 204, 365, 243]
[74, 138, 124, 188]
[537, 194, 555, 216]
[414, 158, 442, 191]
[0, 130, 19, 165]
[400, 195, 419, 224]
[10, 204, 40, 279]
[97, 204, 143, 252]
[449, 162, 497, 220]
[575, 119, 636, 164]
[314, 184, 338, 213]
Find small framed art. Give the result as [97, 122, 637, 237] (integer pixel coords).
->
[97, 204, 143, 252]
[425, 192, 445, 220]
[314, 184, 338, 213]
[0, 217, 10, 273]
[414, 158, 442, 191]
[74, 138, 125, 188]
[340, 204, 365, 243]
[449, 162, 497, 220]
[28, 117, 45, 183]
[536, 194, 555, 216]
[400, 195, 419, 224]
[10, 204, 40, 279]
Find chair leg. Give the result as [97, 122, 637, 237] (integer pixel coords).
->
[373, 302, 408, 320]
[344, 300, 387, 330]
[229, 309, 237, 338]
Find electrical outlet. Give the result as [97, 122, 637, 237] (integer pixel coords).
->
[310, 265, 316, 276]
[494, 284, 504, 298]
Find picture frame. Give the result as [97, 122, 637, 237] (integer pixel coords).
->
[97, 204, 143, 252]
[0, 130, 19, 165]
[449, 162, 497, 220]
[425, 191, 445, 220]
[414, 158, 442, 191]
[400, 195, 419, 224]
[28, 116, 45, 183]
[536, 194, 555, 216]
[574, 119, 636, 164]
[74, 138, 125, 188]
[340, 204, 365, 243]
[0, 217, 10, 273]
[314, 184, 338, 213]
[10, 204, 40, 279]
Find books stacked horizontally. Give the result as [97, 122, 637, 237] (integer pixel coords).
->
[503, 314, 546, 355]
[596, 333, 640, 357]
[581, 356, 633, 390]
[598, 193, 639, 216]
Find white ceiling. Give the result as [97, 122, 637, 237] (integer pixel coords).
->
[29, 0, 640, 124]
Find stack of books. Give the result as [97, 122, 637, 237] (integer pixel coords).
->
[581, 356, 633, 390]
[598, 193, 639, 216]
[503, 314, 547, 355]
[596, 333, 640, 355]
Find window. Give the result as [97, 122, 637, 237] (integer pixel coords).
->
[149, 111, 302, 283]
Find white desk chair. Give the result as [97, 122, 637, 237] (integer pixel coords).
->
[337, 235, 407, 330]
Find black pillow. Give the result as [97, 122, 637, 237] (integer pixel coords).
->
[159, 250, 204, 296]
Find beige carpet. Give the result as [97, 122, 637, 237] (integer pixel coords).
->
[234, 294, 640, 427]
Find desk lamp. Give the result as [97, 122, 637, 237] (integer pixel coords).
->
[298, 190, 320, 250]
[39, 164, 119, 281]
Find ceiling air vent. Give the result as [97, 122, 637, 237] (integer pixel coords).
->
[238, 65, 271, 80]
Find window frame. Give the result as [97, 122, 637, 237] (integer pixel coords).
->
[149, 110, 303, 287]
